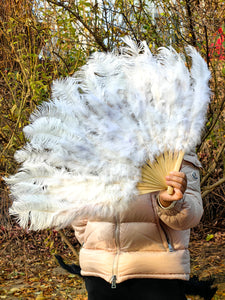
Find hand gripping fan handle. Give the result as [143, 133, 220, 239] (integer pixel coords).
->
[167, 151, 185, 195]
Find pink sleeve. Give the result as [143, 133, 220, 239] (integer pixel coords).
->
[71, 218, 88, 245]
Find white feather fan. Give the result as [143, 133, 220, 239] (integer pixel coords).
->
[5, 37, 211, 230]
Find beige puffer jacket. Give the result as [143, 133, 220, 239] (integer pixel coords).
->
[72, 153, 203, 287]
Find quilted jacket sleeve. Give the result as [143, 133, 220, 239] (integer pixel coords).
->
[71, 218, 88, 245]
[156, 153, 203, 231]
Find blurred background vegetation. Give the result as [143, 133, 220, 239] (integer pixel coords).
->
[0, 0, 225, 232]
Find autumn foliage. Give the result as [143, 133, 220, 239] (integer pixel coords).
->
[0, 1, 225, 299]
[1, 0, 224, 228]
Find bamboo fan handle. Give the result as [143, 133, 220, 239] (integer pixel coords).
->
[167, 151, 185, 195]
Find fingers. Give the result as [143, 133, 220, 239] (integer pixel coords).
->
[166, 171, 187, 194]
[159, 171, 187, 204]
[159, 188, 183, 203]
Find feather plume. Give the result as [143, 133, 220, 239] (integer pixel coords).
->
[5, 37, 211, 230]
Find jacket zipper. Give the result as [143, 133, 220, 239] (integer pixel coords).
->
[111, 274, 117, 289]
[111, 215, 120, 288]
[165, 231, 174, 252]
[160, 223, 174, 252]
[153, 197, 174, 252]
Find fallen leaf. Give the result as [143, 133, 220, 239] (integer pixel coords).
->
[35, 292, 45, 300]
[8, 287, 21, 294]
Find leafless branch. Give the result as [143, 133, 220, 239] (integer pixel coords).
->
[46, 0, 108, 51]
[202, 176, 225, 198]
[58, 230, 79, 260]
[201, 142, 225, 187]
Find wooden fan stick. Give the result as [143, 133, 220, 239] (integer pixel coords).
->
[167, 150, 185, 195]
[137, 150, 184, 195]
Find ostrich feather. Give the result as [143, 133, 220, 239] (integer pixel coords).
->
[5, 37, 211, 230]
